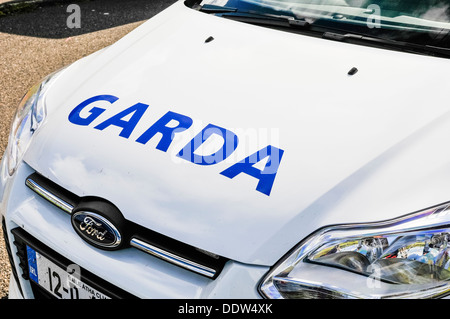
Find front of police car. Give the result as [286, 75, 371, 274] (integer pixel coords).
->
[3, 0, 450, 299]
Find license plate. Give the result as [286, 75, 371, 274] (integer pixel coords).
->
[26, 245, 111, 299]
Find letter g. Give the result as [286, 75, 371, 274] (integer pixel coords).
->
[69, 95, 119, 126]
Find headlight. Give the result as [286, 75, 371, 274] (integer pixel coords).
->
[259, 202, 450, 299]
[5, 71, 60, 176]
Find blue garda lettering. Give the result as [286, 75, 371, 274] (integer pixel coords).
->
[177, 124, 239, 165]
[94, 103, 149, 138]
[68, 96, 285, 196]
[136, 111, 193, 152]
[220, 146, 284, 196]
[68, 95, 119, 126]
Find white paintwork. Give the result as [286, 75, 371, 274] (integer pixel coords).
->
[2, 0, 450, 298]
[21, 0, 450, 265]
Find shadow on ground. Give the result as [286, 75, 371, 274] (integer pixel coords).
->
[0, 0, 177, 38]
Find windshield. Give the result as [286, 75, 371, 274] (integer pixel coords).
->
[198, 0, 450, 49]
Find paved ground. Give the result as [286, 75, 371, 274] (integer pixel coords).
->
[0, 0, 177, 299]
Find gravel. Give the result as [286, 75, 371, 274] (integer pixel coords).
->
[0, 0, 177, 299]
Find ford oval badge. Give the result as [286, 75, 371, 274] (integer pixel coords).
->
[71, 211, 122, 249]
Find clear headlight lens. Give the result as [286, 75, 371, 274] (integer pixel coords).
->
[5, 72, 58, 176]
[259, 202, 450, 299]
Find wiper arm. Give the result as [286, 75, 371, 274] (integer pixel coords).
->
[198, 4, 310, 28]
[323, 32, 450, 58]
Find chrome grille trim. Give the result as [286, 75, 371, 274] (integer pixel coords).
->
[130, 238, 216, 278]
[25, 174, 221, 279]
[25, 177, 74, 214]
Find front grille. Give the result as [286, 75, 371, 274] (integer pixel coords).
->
[11, 227, 137, 299]
[25, 172, 228, 279]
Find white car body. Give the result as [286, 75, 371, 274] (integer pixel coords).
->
[2, 0, 450, 299]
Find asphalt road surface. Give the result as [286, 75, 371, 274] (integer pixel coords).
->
[0, 0, 177, 299]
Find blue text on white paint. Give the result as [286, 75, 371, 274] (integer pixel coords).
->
[68, 95, 284, 196]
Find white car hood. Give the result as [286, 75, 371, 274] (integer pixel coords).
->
[24, 1, 450, 266]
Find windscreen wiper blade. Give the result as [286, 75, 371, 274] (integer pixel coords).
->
[198, 4, 310, 28]
[323, 32, 450, 58]
[199, 4, 238, 14]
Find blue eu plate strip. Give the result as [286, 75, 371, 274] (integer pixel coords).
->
[26, 246, 39, 284]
